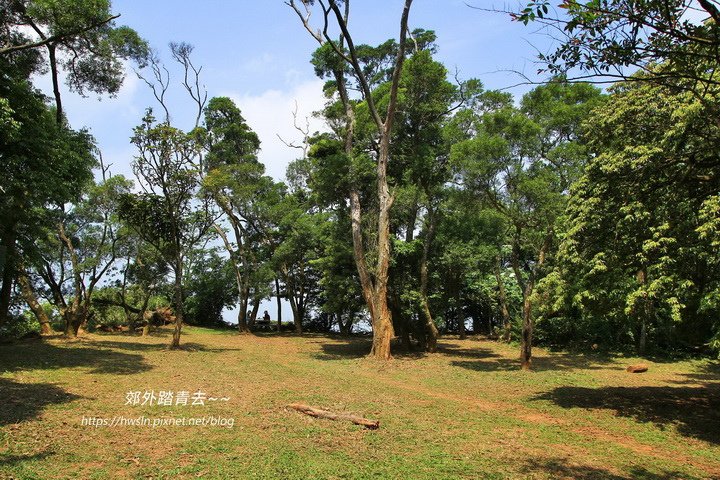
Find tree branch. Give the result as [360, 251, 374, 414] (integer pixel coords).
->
[0, 15, 120, 55]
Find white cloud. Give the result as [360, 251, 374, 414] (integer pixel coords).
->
[240, 52, 276, 74]
[32, 60, 142, 129]
[225, 79, 328, 182]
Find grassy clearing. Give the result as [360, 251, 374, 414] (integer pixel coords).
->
[1, 327, 718, 479]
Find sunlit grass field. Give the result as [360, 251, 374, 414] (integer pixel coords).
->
[1, 327, 718, 479]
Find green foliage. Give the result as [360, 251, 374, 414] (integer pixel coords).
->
[184, 250, 237, 327]
[123, 110, 214, 266]
[0, 312, 40, 339]
[513, 0, 720, 97]
[547, 76, 720, 353]
[2, 0, 149, 94]
[0, 64, 96, 223]
[203, 96, 261, 171]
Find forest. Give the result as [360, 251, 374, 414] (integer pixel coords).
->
[1, 1, 720, 477]
[2, 0, 718, 364]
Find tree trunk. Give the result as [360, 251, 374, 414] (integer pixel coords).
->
[118, 257, 136, 332]
[213, 222, 250, 334]
[519, 286, 534, 371]
[18, 272, 53, 335]
[472, 314, 482, 335]
[636, 268, 651, 355]
[368, 136, 395, 360]
[138, 293, 151, 336]
[249, 298, 260, 328]
[275, 277, 282, 333]
[298, 0, 412, 361]
[0, 227, 17, 327]
[456, 279, 466, 340]
[458, 309, 466, 340]
[285, 275, 303, 335]
[494, 256, 512, 342]
[639, 318, 648, 355]
[170, 262, 184, 349]
[369, 292, 393, 360]
[63, 303, 85, 337]
[349, 189, 384, 340]
[237, 289, 250, 333]
[391, 289, 411, 351]
[48, 43, 63, 124]
[338, 313, 350, 335]
[123, 301, 134, 332]
[419, 207, 439, 352]
[486, 301, 494, 335]
[293, 302, 303, 334]
[515, 232, 552, 371]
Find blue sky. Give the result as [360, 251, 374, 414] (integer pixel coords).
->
[40, 1, 550, 183]
[35, 1, 556, 324]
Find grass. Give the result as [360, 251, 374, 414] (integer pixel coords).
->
[0, 327, 719, 479]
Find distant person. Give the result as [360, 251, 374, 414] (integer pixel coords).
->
[263, 310, 271, 323]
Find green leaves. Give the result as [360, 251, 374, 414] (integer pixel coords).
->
[513, 0, 720, 99]
[7, 0, 150, 93]
[554, 76, 720, 353]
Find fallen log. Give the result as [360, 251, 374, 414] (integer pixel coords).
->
[626, 364, 649, 373]
[287, 403, 379, 430]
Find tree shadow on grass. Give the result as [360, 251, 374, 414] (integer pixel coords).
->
[82, 340, 169, 352]
[0, 451, 53, 468]
[311, 336, 428, 360]
[0, 451, 54, 473]
[0, 378, 81, 426]
[0, 340, 152, 375]
[451, 349, 620, 372]
[22, 338, 246, 356]
[174, 342, 243, 353]
[312, 337, 373, 360]
[451, 358, 519, 371]
[532, 383, 720, 445]
[438, 341, 504, 360]
[520, 457, 702, 480]
[677, 361, 720, 383]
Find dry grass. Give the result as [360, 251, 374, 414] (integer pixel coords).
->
[1, 327, 718, 479]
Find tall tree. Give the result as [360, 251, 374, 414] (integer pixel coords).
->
[387, 45, 473, 351]
[121, 111, 215, 349]
[202, 96, 271, 333]
[546, 77, 720, 355]
[1, 0, 149, 123]
[451, 81, 603, 369]
[288, 0, 414, 359]
[0, 57, 95, 327]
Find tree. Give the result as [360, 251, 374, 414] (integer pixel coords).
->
[546, 77, 720, 355]
[121, 111, 215, 349]
[1, 0, 149, 123]
[288, 0, 414, 359]
[0, 57, 96, 327]
[386, 45, 472, 351]
[202, 96, 265, 333]
[451, 81, 603, 369]
[28, 173, 131, 336]
[183, 248, 237, 327]
[271, 191, 323, 334]
[0, 1, 146, 331]
[505, 0, 720, 108]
